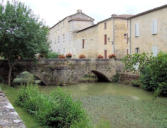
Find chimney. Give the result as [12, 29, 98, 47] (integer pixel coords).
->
[77, 9, 82, 13]
[111, 14, 117, 17]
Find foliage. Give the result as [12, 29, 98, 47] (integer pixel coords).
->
[112, 73, 120, 82]
[58, 55, 66, 59]
[123, 52, 167, 96]
[97, 55, 103, 59]
[108, 54, 116, 59]
[16, 85, 90, 128]
[140, 52, 167, 96]
[79, 54, 86, 59]
[13, 71, 35, 85]
[0, 76, 4, 83]
[131, 80, 141, 87]
[66, 53, 72, 58]
[122, 53, 152, 72]
[0, 1, 49, 85]
[47, 51, 59, 58]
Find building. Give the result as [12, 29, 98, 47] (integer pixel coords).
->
[74, 14, 131, 59]
[48, 10, 94, 55]
[128, 4, 167, 56]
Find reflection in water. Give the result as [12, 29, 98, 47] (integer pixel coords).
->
[62, 83, 153, 100]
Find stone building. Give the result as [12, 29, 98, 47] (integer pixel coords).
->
[48, 10, 94, 55]
[128, 4, 167, 56]
[74, 14, 131, 59]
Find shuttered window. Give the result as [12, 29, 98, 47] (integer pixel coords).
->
[135, 23, 140, 37]
[82, 39, 85, 48]
[104, 34, 107, 44]
[152, 20, 158, 35]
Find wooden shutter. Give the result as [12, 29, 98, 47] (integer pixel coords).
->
[82, 39, 85, 48]
[135, 23, 140, 37]
[152, 20, 157, 34]
[104, 34, 107, 44]
[104, 50, 107, 59]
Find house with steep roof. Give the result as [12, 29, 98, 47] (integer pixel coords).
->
[48, 10, 94, 55]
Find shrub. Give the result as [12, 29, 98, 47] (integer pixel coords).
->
[109, 54, 116, 59]
[58, 55, 66, 59]
[16, 86, 90, 128]
[47, 52, 59, 58]
[139, 52, 167, 96]
[79, 54, 86, 59]
[97, 55, 103, 59]
[66, 53, 72, 58]
[13, 71, 35, 85]
[0, 76, 4, 83]
[131, 80, 141, 87]
[112, 73, 120, 82]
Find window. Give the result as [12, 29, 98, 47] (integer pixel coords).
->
[152, 46, 158, 56]
[82, 39, 85, 48]
[152, 20, 158, 35]
[135, 23, 140, 37]
[135, 47, 139, 53]
[104, 22, 107, 29]
[104, 50, 107, 59]
[104, 34, 107, 45]
[127, 49, 129, 55]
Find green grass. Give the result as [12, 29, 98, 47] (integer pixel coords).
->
[0, 84, 42, 128]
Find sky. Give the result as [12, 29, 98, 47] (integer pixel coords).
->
[6, 0, 167, 27]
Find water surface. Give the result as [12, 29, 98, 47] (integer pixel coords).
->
[41, 83, 167, 128]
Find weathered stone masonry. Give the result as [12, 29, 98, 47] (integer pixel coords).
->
[0, 59, 124, 85]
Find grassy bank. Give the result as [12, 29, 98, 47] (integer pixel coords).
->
[0, 84, 42, 128]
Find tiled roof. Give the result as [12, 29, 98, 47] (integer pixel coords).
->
[50, 11, 94, 30]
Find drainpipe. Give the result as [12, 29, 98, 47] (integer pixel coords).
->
[112, 15, 115, 54]
[129, 19, 132, 54]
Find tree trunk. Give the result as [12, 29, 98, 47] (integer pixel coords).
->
[8, 63, 13, 86]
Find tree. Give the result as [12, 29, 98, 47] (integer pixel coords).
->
[0, 1, 49, 86]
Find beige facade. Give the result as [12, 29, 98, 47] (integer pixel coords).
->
[74, 15, 130, 59]
[48, 10, 94, 55]
[128, 5, 167, 56]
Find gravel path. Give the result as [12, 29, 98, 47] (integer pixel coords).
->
[0, 91, 26, 128]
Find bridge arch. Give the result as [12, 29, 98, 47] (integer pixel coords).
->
[91, 70, 110, 82]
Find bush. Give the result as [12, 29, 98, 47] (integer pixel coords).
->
[16, 86, 90, 128]
[66, 53, 72, 58]
[97, 55, 103, 59]
[79, 54, 86, 59]
[112, 73, 120, 82]
[131, 80, 141, 87]
[0, 76, 4, 83]
[47, 52, 59, 58]
[13, 71, 35, 85]
[109, 54, 116, 59]
[58, 55, 66, 59]
[140, 52, 167, 96]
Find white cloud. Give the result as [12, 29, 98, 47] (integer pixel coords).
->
[5, 0, 167, 27]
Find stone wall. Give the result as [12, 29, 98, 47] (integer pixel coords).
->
[0, 59, 124, 85]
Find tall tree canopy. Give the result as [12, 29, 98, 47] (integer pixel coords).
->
[0, 1, 49, 85]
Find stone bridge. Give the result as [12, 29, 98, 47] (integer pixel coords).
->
[0, 59, 124, 85]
